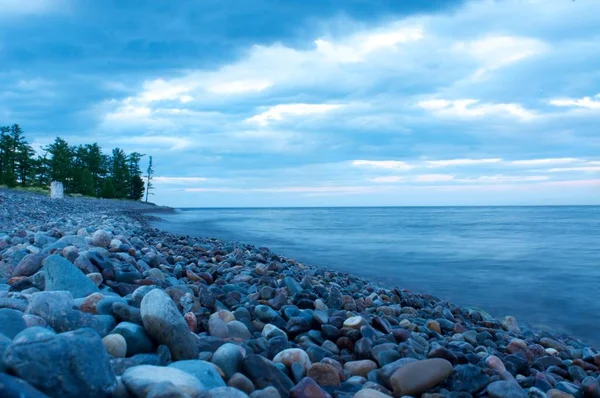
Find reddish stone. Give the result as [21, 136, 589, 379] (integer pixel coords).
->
[290, 377, 332, 398]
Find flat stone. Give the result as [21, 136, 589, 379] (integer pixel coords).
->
[168, 360, 226, 389]
[389, 359, 452, 396]
[140, 289, 199, 360]
[44, 254, 99, 298]
[122, 365, 204, 397]
[344, 360, 378, 377]
[4, 327, 117, 398]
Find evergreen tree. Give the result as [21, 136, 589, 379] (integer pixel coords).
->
[45, 137, 74, 191]
[100, 178, 116, 198]
[145, 155, 155, 203]
[110, 148, 130, 198]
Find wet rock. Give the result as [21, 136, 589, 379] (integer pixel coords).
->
[0, 308, 26, 338]
[449, 364, 490, 394]
[307, 363, 341, 387]
[486, 381, 528, 398]
[242, 355, 294, 397]
[168, 360, 226, 389]
[213, 343, 245, 379]
[110, 322, 154, 356]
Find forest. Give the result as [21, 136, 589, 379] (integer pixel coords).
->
[0, 124, 154, 200]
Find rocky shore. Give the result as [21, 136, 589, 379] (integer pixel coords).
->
[1, 188, 599, 398]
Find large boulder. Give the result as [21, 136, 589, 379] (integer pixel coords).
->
[3, 327, 117, 398]
[122, 365, 204, 397]
[44, 255, 99, 298]
[140, 289, 199, 360]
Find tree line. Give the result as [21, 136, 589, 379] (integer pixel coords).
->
[0, 124, 155, 201]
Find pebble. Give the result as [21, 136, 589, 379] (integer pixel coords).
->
[213, 343, 245, 379]
[102, 333, 128, 358]
[43, 254, 99, 298]
[168, 360, 226, 389]
[122, 365, 204, 397]
[140, 288, 199, 360]
[307, 363, 341, 387]
[344, 360, 378, 377]
[389, 359, 452, 396]
[273, 348, 312, 372]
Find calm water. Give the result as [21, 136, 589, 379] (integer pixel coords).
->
[151, 206, 600, 347]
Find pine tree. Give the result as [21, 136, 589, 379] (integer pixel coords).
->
[110, 148, 130, 199]
[145, 155, 155, 203]
[45, 137, 74, 191]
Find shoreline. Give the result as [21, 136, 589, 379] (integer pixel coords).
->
[1, 188, 599, 397]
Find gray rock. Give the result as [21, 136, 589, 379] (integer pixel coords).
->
[145, 381, 189, 398]
[122, 365, 204, 397]
[4, 327, 117, 398]
[92, 230, 112, 248]
[169, 360, 226, 389]
[44, 254, 99, 298]
[141, 289, 199, 360]
[0, 308, 26, 338]
[212, 343, 244, 379]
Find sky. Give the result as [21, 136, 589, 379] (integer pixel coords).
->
[1, 0, 599, 207]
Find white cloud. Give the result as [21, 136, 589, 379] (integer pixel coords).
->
[0, 0, 64, 16]
[510, 158, 582, 166]
[352, 160, 414, 170]
[154, 177, 208, 184]
[315, 25, 424, 63]
[207, 80, 273, 94]
[113, 136, 191, 151]
[424, 158, 503, 167]
[418, 99, 535, 120]
[547, 166, 600, 173]
[455, 35, 548, 77]
[370, 176, 406, 183]
[247, 103, 343, 126]
[185, 185, 381, 194]
[549, 94, 600, 109]
[458, 175, 550, 183]
[414, 174, 455, 182]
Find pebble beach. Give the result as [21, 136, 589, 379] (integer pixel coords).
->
[1, 188, 599, 398]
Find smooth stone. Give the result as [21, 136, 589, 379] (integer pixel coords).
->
[13, 253, 46, 277]
[140, 289, 199, 360]
[110, 322, 154, 356]
[122, 365, 203, 397]
[344, 360, 378, 377]
[273, 348, 312, 372]
[168, 360, 226, 389]
[242, 355, 294, 397]
[212, 343, 245, 379]
[103, 333, 128, 358]
[227, 320, 252, 340]
[0, 373, 50, 398]
[0, 308, 26, 338]
[291, 362, 306, 384]
[4, 327, 117, 398]
[343, 316, 367, 329]
[249, 386, 281, 398]
[92, 230, 112, 248]
[289, 377, 332, 398]
[145, 381, 189, 398]
[44, 254, 99, 298]
[203, 387, 249, 398]
[487, 381, 528, 398]
[389, 358, 452, 396]
[307, 363, 341, 387]
[354, 389, 393, 398]
[209, 316, 229, 338]
[228, 373, 255, 395]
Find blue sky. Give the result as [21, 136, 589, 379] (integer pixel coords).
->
[1, 0, 599, 207]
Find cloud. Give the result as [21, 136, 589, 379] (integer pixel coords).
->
[549, 94, 600, 110]
[458, 175, 550, 183]
[112, 135, 191, 151]
[370, 176, 405, 183]
[185, 185, 381, 194]
[352, 160, 414, 170]
[207, 80, 273, 94]
[547, 166, 600, 173]
[246, 103, 343, 126]
[510, 158, 582, 166]
[414, 174, 455, 182]
[424, 158, 503, 167]
[455, 35, 548, 77]
[315, 25, 424, 63]
[417, 99, 535, 120]
[0, 0, 65, 16]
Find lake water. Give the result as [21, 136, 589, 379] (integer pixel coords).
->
[150, 206, 600, 347]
